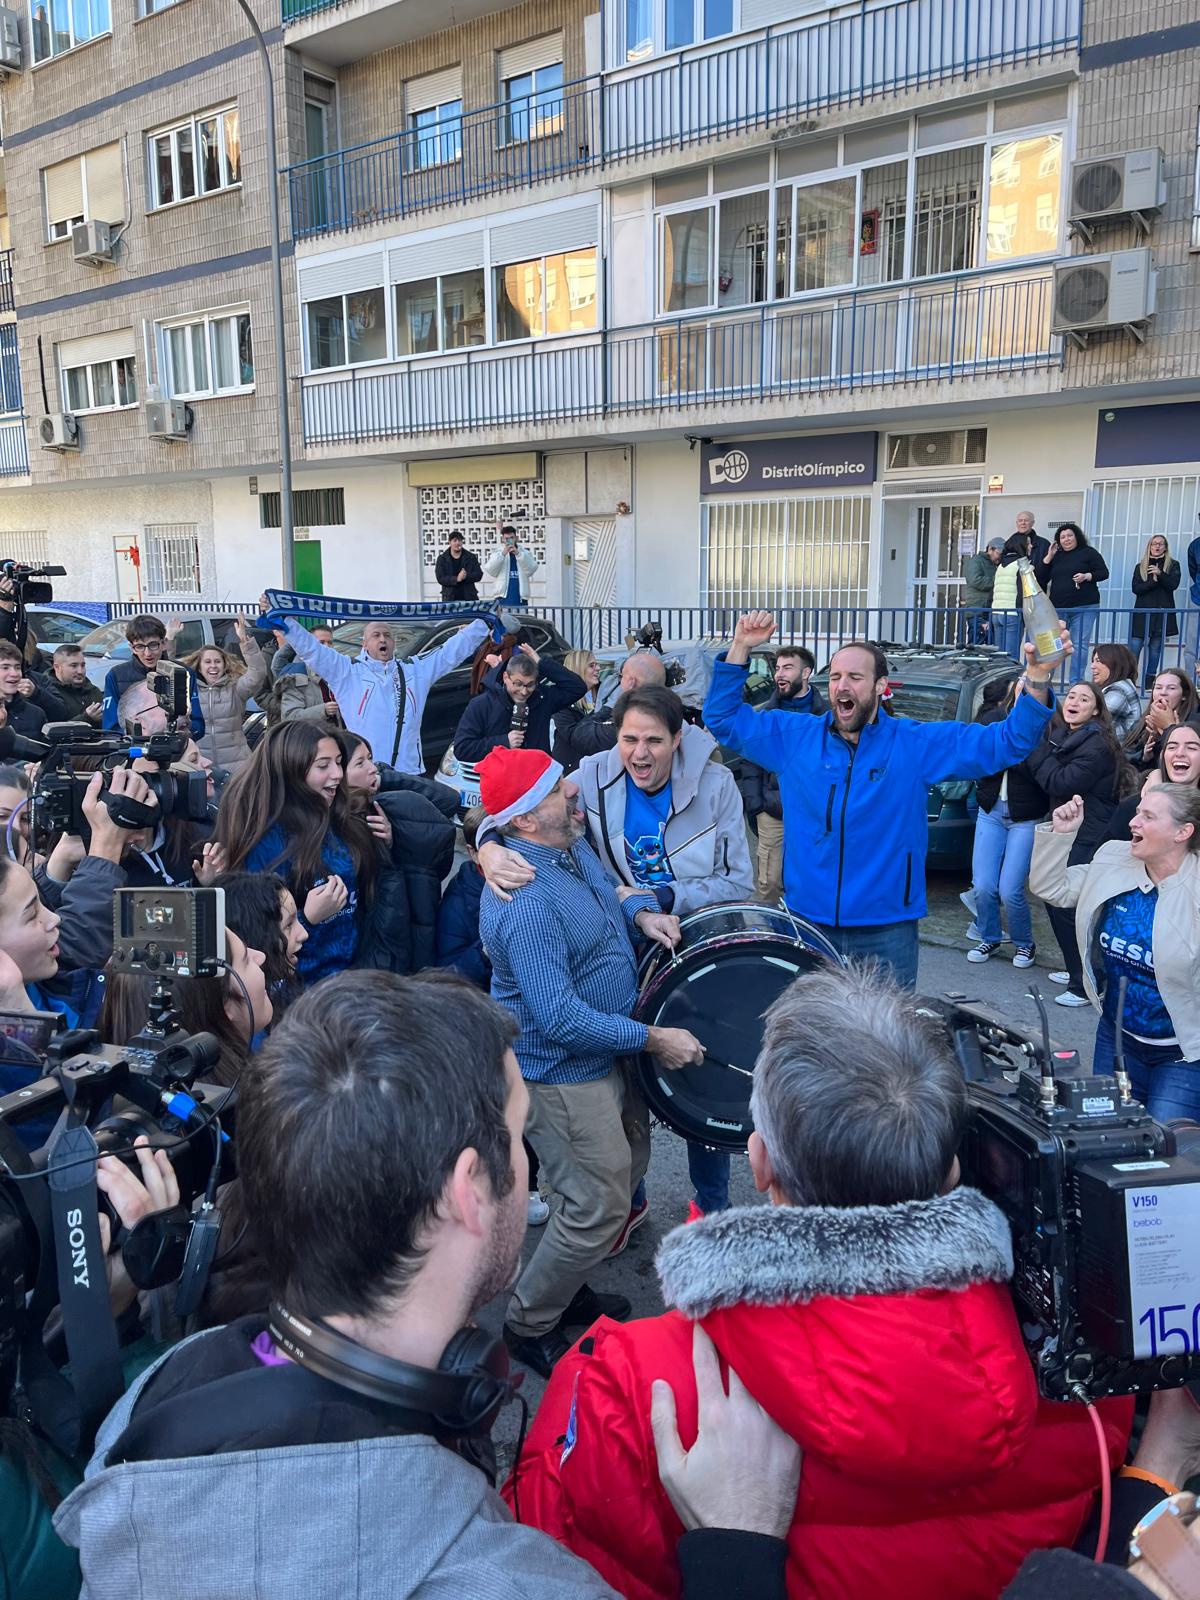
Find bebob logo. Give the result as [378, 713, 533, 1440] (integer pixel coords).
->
[708, 449, 750, 486]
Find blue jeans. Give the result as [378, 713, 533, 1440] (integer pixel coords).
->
[971, 802, 1036, 948]
[1094, 1014, 1200, 1121]
[963, 608, 991, 645]
[810, 918, 920, 991]
[1058, 606, 1096, 683]
[992, 609, 1023, 662]
[1132, 616, 1173, 688]
[631, 1149, 730, 1214]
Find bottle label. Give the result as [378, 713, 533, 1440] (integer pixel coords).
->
[1019, 570, 1039, 599]
[1033, 629, 1058, 657]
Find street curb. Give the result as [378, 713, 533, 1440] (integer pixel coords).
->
[919, 929, 1059, 973]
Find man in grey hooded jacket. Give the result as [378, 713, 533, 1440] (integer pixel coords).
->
[54, 970, 800, 1600]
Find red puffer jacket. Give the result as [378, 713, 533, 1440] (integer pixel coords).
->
[506, 1190, 1131, 1600]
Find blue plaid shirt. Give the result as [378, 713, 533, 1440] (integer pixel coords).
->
[480, 836, 650, 1084]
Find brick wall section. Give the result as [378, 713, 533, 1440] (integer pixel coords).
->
[1083, 0, 1200, 45]
[333, 0, 593, 153]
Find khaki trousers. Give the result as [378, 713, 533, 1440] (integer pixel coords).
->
[506, 1068, 650, 1338]
[756, 812, 785, 904]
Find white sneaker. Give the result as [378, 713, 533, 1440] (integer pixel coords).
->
[959, 889, 978, 916]
[1054, 990, 1090, 1008]
[1012, 945, 1036, 969]
[967, 941, 1004, 963]
[1047, 970, 1070, 985]
[527, 1192, 550, 1226]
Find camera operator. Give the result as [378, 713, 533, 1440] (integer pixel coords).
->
[553, 649, 672, 769]
[0, 639, 66, 737]
[54, 970, 805, 1600]
[49, 646, 103, 724]
[509, 962, 1130, 1600]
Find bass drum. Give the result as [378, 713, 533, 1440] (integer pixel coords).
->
[633, 904, 842, 1151]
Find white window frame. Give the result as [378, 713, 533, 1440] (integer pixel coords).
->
[29, 0, 111, 65]
[158, 305, 254, 400]
[61, 355, 138, 414]
[409, 99, 463, 170]
[148, 105, 241, 211]
[394, 269, 487, 359]
[621, 0, 740, 64]
[137, 0, 185, 16]
[493, 246, 599, 343]
[303, 288, 391, 374]
[499, 61, 565, 147]
[650, 102, 1068, 319]
[44, 155, 85, 243]
[1192, 105, 1200, 252]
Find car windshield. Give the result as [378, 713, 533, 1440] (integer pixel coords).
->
[885, 683, 960, 722]
[80, 620, 133, 654]
[29, 613, 93, 644]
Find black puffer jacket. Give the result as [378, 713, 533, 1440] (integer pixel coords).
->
[738, 686, 826, 820]
[1, 672, 67, 735]
[1027, 720, 1124, 864]
[453, 657, 587, 763]
[974, 705, 1049, 823]
[553, 702, 616, 771]
[354, 789, 456, 975]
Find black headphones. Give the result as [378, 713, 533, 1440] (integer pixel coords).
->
[267, 1301, 520, 1437]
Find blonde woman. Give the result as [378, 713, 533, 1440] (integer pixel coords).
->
[182, 616, 268, 776]
[552, 647, 604, 772]
[1129, 533, 1181, 690]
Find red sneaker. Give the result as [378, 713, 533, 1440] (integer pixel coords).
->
[685, 1201, 705, 1224]
[607, 1199, 650, 1257]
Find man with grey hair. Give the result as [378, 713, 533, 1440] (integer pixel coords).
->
[116, 679, 170, 737]
[510, 961, 1124, 1599]
[553, 648, 669, 768]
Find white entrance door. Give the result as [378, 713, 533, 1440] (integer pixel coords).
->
[113, 535, 142, 603]
[572, 516, 617, 607]
[910, 501, 980, 644]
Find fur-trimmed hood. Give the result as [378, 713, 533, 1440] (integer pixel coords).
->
[657, 1186, 1013, 1318]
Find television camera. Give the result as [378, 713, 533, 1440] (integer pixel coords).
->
[0, 560, 68, 656]
[922, 986, 1200, 1402]
[0, 887, 233, 1448]
[28, 723, 209, 841]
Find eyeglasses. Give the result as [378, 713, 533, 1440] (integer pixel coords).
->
[130, 640, 163, 653]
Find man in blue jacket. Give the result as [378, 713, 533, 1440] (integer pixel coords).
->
[453, 642, 587, 765]
[703, 610, 1068, 987]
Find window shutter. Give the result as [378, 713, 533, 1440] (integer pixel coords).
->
[85, 144, 125, 225]
[58, 327, 136, 368]
[299, 253, 386, 301]
[389, 230, 484, 283]
[406, 65, 462, 113]
[497, 31, 563, 80]
[44, 157, 85, 227]
[489, 205, 598, 265]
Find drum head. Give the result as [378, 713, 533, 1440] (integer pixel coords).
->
[634, 908, 840, 1151]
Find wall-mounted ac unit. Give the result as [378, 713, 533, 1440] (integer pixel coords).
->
[1052, 248, 1156, 349]
[72, 220, 113, 265]
[1068, 149, 1165, 240]
[0, 6, 23, 71]
[39, 413, 80, 451]
[145, 399, 192, 441]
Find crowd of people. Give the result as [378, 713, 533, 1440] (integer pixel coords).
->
[6, 538, 1200, 1599]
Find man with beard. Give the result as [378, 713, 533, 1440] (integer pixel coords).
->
[740, 646, 823, 904]
[477, 746, 703, 1377]
[703, 612, 1069, 987]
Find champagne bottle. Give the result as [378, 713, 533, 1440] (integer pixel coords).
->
[1017, 557, 1066, 665]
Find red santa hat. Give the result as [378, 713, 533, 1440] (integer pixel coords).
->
[478, 746, 564, 827]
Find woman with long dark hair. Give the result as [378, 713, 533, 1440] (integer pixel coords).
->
[213, 721, 377, 984]
[212, 870, 308, 1019]
[1125, 667, 1197, 772]
[1089, 642, 1141, 742]
[1028, 681, 1135, 1008]
[1035, 523, 1108, 685]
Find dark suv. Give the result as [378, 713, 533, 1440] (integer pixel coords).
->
[812, 643, 1022, 869]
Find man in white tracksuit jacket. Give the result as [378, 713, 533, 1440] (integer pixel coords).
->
[276, 614, 490, 774]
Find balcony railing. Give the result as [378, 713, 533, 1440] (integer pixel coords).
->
[299, 263, 1059, 447]
[286, 0, 1081, 239]
[0, 417, 29, 478]
[0, 250, 13, 316]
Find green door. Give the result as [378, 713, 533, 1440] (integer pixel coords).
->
[293, 540, 324, 594]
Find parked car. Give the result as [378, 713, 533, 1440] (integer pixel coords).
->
[26, 606, 100, 648]
[812, 642, 1020, 869]
[79, 612, 253, 688]
[329, 611, 572, 781]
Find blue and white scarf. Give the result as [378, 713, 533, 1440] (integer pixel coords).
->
[262, 589, 507, 642]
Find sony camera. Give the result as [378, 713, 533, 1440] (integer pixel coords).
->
[924, 992, 1200, 1401]
[0, 889, 231, 1431]
[0, 559, 66, 607]
[31, 724, 209, 838]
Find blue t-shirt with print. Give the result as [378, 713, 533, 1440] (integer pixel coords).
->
[1099, 886, 1174, 1042]
[503, 554, 522, 605]
[624, 777, 674, 890]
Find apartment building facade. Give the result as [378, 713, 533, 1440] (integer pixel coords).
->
[0, 0, 1196, 619]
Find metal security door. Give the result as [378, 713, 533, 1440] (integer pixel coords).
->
[911, 501, 979, 643]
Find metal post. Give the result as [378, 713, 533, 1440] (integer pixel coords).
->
[235, 0, 295, 589]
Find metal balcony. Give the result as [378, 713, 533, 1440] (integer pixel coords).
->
[0, 417, 29, 478]
[286, 0, 1081, 241]
[0, 250, 13, 316]
[299, 262, 1059, 447]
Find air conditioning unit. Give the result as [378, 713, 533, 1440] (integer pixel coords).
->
[1068, 149, 1165, 239]
[1052, 248, 1157, 349]
[145, 399, 192, 441]
[39, 412, 80, 451]
[71, 220, 113, 265]
[0, 6, 23, 71]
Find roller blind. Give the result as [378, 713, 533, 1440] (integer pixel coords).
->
[85, 144, 124, 225]
[44, 157, 85, 227]
[58, 327, 136, 368]
[497, 31, 563, 80]
[406, 65, 462, 113]
[299, 253, 386, 301]
[489, 205, 598, 265]
[388, 230, 485, 283]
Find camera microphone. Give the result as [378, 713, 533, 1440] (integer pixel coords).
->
[510, 702, 529, 734]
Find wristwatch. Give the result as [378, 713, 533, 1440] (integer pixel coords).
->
[1130, 1492, 1200, 1599]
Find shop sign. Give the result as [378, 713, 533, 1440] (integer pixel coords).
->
[701, 433, 877, 494]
